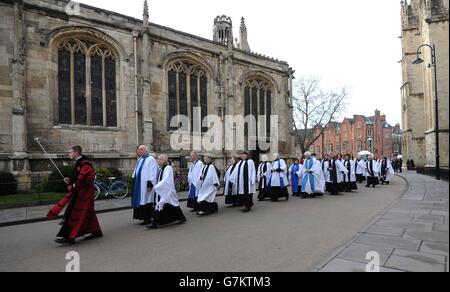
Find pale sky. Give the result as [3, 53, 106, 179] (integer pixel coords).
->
[77, 0, 403, 126]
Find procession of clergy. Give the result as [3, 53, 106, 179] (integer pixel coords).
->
[131, 145, 396, 230]
[49, 144, 396, 244]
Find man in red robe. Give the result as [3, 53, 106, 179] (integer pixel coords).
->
[47, 146, 103, 245]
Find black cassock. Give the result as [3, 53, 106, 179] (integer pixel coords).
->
[366, 160, 379, 187]
[235, 159, 255, 209]
[257, 162, 270, 201]
[326, 159, 344, 195]
[225, 163, 239, 206]
[343, 160, 358, 192]
[151, 165, 187, 228]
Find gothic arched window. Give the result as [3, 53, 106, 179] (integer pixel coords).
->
[57, 38, 117, 127]
[244, 78, 273, 139]
[168, 60, 208, 132]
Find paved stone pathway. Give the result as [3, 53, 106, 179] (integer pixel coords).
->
[316, 172, 449, 272]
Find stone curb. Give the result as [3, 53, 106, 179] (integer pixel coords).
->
[0, 194, 226, 228]
[310, 174, 411, 272]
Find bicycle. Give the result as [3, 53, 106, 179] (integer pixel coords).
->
[174, 171, 189, 192]
[94, 174, 129, 200]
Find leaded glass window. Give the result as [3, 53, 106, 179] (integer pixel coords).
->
[167, 60, 208, 132]
[244, 79, 273, 139]
[57, 38, 117, 127]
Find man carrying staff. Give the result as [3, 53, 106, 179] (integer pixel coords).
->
[48, 146, 102, 245]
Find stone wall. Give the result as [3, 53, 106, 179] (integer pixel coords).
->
[0, 0, 295, 186]
[400, 0, 449, 169]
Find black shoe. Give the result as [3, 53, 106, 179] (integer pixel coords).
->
[243, 207, 251, 213]
[177, 219, 187, 225]
[226, 204, 239, 208]
[197, 211, 211, 217]
[145, 224, 158, 230]
[140, 219, 151, 226]
[84, 233, 103, 241]
[55, 238, 75, 245]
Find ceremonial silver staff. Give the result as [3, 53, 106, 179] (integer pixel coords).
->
[33, 137, 65, 180]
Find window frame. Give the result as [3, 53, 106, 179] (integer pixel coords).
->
[167, 60, 209, 133]
[56, 37, 119, 128]
[243, 78, 274, 143]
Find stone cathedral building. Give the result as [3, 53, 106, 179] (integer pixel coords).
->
[400, 0, 449, 177]
[0, 0, 295, 187]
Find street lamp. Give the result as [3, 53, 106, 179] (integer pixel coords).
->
[412, 44, 440, 180]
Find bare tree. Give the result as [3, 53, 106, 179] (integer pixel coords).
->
[293, 75, 348, 156]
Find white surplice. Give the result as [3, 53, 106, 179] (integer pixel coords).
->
[224, 163, 239, 196]
[231, 159, 257, 194]
[300, 158, 325, 194]
[132, 155, 158, 206]
[197, 164, 220, 203]
[154, 165, 180, 211]
[269, 159, 288, 187]
[188, 160, 204, 195]
[342, 160, 357, 183]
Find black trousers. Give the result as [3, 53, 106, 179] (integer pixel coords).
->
[153, 204, 186, 226]
[238, 194, 254, 208]
[133, 204, 154, 221]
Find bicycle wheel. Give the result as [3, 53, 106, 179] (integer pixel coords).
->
[94, 185, 101, 200]
[109, 181, 129, 199]
[175, 181, 182, 192]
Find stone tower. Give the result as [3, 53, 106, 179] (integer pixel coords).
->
[400, 0, 449, 174]
[213, 15, 233, 49]
[239, 17, 250, 52]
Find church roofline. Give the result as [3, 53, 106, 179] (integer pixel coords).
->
[18, 0, 289, 66]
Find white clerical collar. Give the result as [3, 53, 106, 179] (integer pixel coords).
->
[75, 156, 82, 161]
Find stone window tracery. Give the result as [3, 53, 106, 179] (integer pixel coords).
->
[57, 37, 117, 127]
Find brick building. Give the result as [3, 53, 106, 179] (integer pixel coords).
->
[308, 110, 402, 159]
